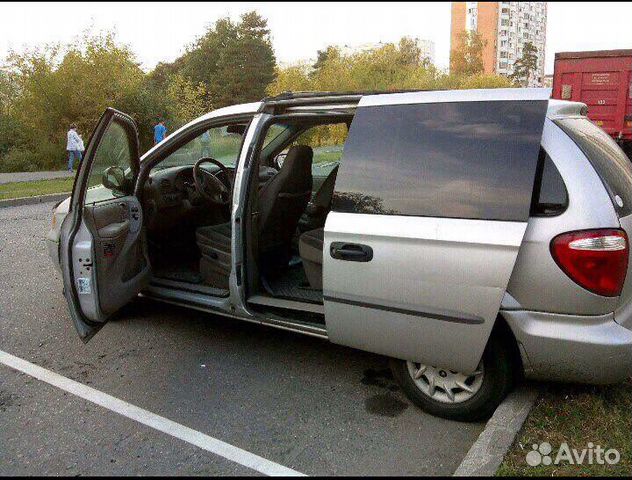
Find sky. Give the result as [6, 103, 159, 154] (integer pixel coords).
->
[1, 2, 632, 75]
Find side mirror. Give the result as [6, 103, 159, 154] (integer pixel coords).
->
[102, 166, 127, 195]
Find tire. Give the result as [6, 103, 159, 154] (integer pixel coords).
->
[390, 331, 516, 422]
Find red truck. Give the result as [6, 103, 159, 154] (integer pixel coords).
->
[552, 49, 632, 158]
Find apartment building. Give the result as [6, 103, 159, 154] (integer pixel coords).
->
[450, 2, 547, 86]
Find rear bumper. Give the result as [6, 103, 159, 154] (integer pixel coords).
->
[502, 309, 632, 384]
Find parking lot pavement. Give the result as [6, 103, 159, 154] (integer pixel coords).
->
[0, 202, 485, 476]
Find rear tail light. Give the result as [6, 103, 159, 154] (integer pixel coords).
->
[550, 229, 629, 297]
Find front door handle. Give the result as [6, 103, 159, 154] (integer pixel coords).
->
[330, 242, 373, 262]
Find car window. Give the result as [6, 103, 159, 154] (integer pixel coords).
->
[555, 117, 632, 217]
[332, 101, 548, 221]
[263, 123, 291, 148]
[530, 148, 568, 217]
[157, 125, 245, 170]
[281, 123, 348, 179]
[85, 120, 135, 205]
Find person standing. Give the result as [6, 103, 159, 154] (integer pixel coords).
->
[200, 129, 211, 157]
[154, 119, 167, 145]
[66, 124, 84, 172]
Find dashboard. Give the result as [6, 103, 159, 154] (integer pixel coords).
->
[142, 164, 278, 231]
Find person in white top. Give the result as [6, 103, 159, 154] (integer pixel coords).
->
[66, 124, 84, 171]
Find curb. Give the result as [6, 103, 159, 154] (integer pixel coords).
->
[0, 192, 70, 209]
[453, 384, 539, 476]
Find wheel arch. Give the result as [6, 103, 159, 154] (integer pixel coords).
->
[495, 312, 525, 379]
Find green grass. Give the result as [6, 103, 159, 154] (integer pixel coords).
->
[497, 379, 632, 476]
[313, 150, 343, 164]
[0, 177, 74, 200]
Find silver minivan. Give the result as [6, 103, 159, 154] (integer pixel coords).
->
[49, 89, 632, 421]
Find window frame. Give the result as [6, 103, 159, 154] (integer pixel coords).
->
[81, 114, 140, 207]
[134, 114, 255, 200]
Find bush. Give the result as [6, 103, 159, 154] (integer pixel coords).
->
[0, 142, 66, 172]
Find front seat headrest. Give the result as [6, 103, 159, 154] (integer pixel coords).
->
[281, 145, 313, 179]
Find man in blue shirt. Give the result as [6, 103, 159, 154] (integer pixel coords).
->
[154, 120, 167, 145]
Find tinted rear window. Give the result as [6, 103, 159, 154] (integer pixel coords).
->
[555, 117, 632, 217]
[530, 149, 568, 217]
[332, 100, 548, 221]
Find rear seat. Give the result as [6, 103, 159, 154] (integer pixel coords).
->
[298, 227, 324, 289]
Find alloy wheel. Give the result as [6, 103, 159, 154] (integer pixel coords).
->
[405, 361, 485, 404]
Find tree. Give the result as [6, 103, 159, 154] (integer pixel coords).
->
[397, 37, 423, 67]
[511, 42, 539, 87]
[312, 46, 338, 74]
[267, 37, 514, 147]
[177, 11, 276, 108]
[0, 31, 158, 170]
[0, 69, 22, 158]
[268, 37, 512, 97]
[450, 31, 486, 75]
[165, 74, 208, 127]
[0, 12, 278, 172]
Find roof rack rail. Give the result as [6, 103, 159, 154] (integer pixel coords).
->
[261, 89, 428, 103]
[259, 89, 431, 113]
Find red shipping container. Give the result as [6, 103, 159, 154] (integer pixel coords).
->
[552, 49, 632, 156]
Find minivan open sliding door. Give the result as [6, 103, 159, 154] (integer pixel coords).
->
[60, 108, 150, 342]
[323, 89, 549, 373]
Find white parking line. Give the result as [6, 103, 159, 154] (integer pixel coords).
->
[0, 350, 305, 477]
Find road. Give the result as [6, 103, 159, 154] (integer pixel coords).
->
[0, 202, 484, 476]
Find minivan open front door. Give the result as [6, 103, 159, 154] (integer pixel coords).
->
[60, 108, 150, 341]
[323, 89, 550, 373]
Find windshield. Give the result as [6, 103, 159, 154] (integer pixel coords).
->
[154, 123, 294, 172]
[155, 125, 246, 170]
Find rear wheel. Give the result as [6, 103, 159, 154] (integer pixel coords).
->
[390, 331, 515, 421]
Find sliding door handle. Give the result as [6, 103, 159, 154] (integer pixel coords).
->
[330, 242, 373, 262]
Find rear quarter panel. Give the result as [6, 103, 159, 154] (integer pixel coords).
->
[507, 118, 620, 315]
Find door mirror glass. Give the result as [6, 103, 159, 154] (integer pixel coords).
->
[101, 165, 127, 195]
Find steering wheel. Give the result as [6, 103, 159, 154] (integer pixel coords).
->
[193, 157, 233, 205]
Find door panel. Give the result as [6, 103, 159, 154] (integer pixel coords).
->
[323, 91, 549, 372]
[81, 197, 148, 319]
[324, 213, 527, 372]
[61, 108, 147, 341]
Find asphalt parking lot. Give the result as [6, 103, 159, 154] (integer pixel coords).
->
[0, 202, 485, 476]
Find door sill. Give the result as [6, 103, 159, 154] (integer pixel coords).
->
[149, 277, 229, 297]
[140, 291, 328, 340]
[248, 294, 324, 315]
